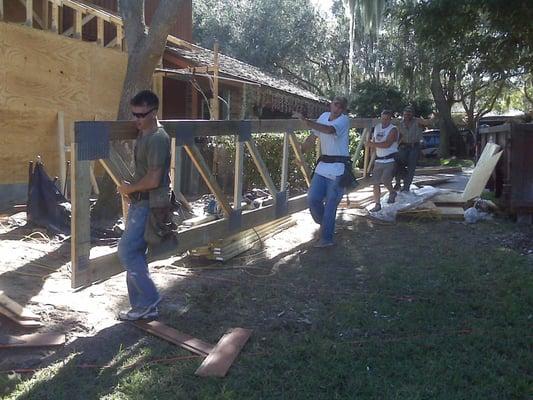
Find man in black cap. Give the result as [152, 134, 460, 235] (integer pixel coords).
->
[396, 106, 434, 192]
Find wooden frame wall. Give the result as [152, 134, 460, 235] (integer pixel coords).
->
[71, 118, 378, 288]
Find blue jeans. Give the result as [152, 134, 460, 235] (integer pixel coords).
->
[308, 174, 345, 242]
[397, 144, 419, 190]
[118, 202, 160, 309]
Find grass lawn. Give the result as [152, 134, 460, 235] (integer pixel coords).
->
[2, 219, 531, 400]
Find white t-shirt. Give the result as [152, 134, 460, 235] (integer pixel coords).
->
[372, 123, 398, 164]
[312, 112, 350, 180]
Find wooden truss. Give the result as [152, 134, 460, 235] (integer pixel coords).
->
[70, 118, 378, 289]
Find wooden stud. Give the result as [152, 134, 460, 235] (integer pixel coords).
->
[115, 24, 123, 50]
[57, 111, 66, 191]
[183, 144, 233, 216]
[170, 138, 176, 190]
[26, 0, 33, 27]
[0, 0, 4, 21]
[74, 10, 82, 39]
[281, 131, 290, 192]
[41, 0, 48, 29]
[211, 41, 220, 120]
[245, 139, 278, 197]
[234, 140, 244, 209]
[70, 140, 92, 288]
[96, 17, 104, 46]
[288, 132, 312, 187]
[51, 3, 59, 33]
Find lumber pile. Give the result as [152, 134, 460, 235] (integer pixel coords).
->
[191, 216, 296, 261]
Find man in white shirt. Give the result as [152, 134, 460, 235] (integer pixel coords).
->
[293, 96, 350, 248]
[368, 110, 399, 213]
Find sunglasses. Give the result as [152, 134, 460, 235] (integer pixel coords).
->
[132, 107, 157, 119]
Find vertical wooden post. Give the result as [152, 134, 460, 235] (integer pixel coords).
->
[41, 0, 48, 29]
[191, 84, 199, 118]
[96, 17, 104, 46]
[234, 140, 244, 209]
[174, 146, 182, 193]
[281, 131, 290, 192]
[70, 134, 92, 288]
[51, 3, 59, 33]
[170, 137, 176, 190]
[74, 9, 82, 39]
[116, 24, 123, 50]
[0, 0, 4, 21]
[211, 41, 220, 120]
[25, 0, 33, 27]
[57, 111, 66, 191]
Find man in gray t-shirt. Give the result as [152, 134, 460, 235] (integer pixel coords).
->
[116, 90, 170, 321]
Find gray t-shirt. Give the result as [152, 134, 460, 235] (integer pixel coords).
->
[134, 127, 171, 207]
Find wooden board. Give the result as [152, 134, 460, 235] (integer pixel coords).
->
[0, 305, 42, 328]
[0, 333, 65, 348]
[195, 328, 252, 377]
[133, 320, 214, 356]
[462, 149, 503, 201]
[0, 291, 39, 320]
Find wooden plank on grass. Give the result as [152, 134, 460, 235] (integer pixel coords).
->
[195, 328, 252, 377]
[0, 333, 65, 348]
[134, 320, 214, 356]
[0, 291, 39, 320]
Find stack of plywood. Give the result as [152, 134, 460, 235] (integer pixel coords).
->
[191, 216, 296, 261]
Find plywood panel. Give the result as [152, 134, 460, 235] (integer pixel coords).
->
[0, 22, 127, 185]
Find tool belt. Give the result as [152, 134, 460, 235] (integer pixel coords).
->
[130, 191, 149, 202]
[315, 155, 358, 189]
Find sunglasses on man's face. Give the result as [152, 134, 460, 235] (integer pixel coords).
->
[132, 107, 157, 119]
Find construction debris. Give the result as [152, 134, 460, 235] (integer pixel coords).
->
[133, 321, 251, 378]
[0, 291, 42, 328]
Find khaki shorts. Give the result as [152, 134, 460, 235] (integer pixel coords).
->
[371, 162, 396, 185]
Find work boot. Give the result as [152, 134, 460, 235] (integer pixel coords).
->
[118, 306, 159, 321]
[387, 191, 397, 204]
[369, 203, 382, 213]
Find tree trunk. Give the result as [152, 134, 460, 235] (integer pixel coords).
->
[92, 0, 184, 220]
[430, 66, 459, 158]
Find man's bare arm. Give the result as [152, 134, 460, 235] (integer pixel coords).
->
[293, 112, 336, 135]
[118, 167, 163, 196]
[368, 129, 399, 149]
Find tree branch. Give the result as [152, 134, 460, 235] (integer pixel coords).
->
[145, 0, 184, 55]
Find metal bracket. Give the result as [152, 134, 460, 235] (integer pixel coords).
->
[174, 122, 196, 146]
[75, 121, 110, 160]
[238, 120, 252, 142]
[275, 190, 289, 218]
